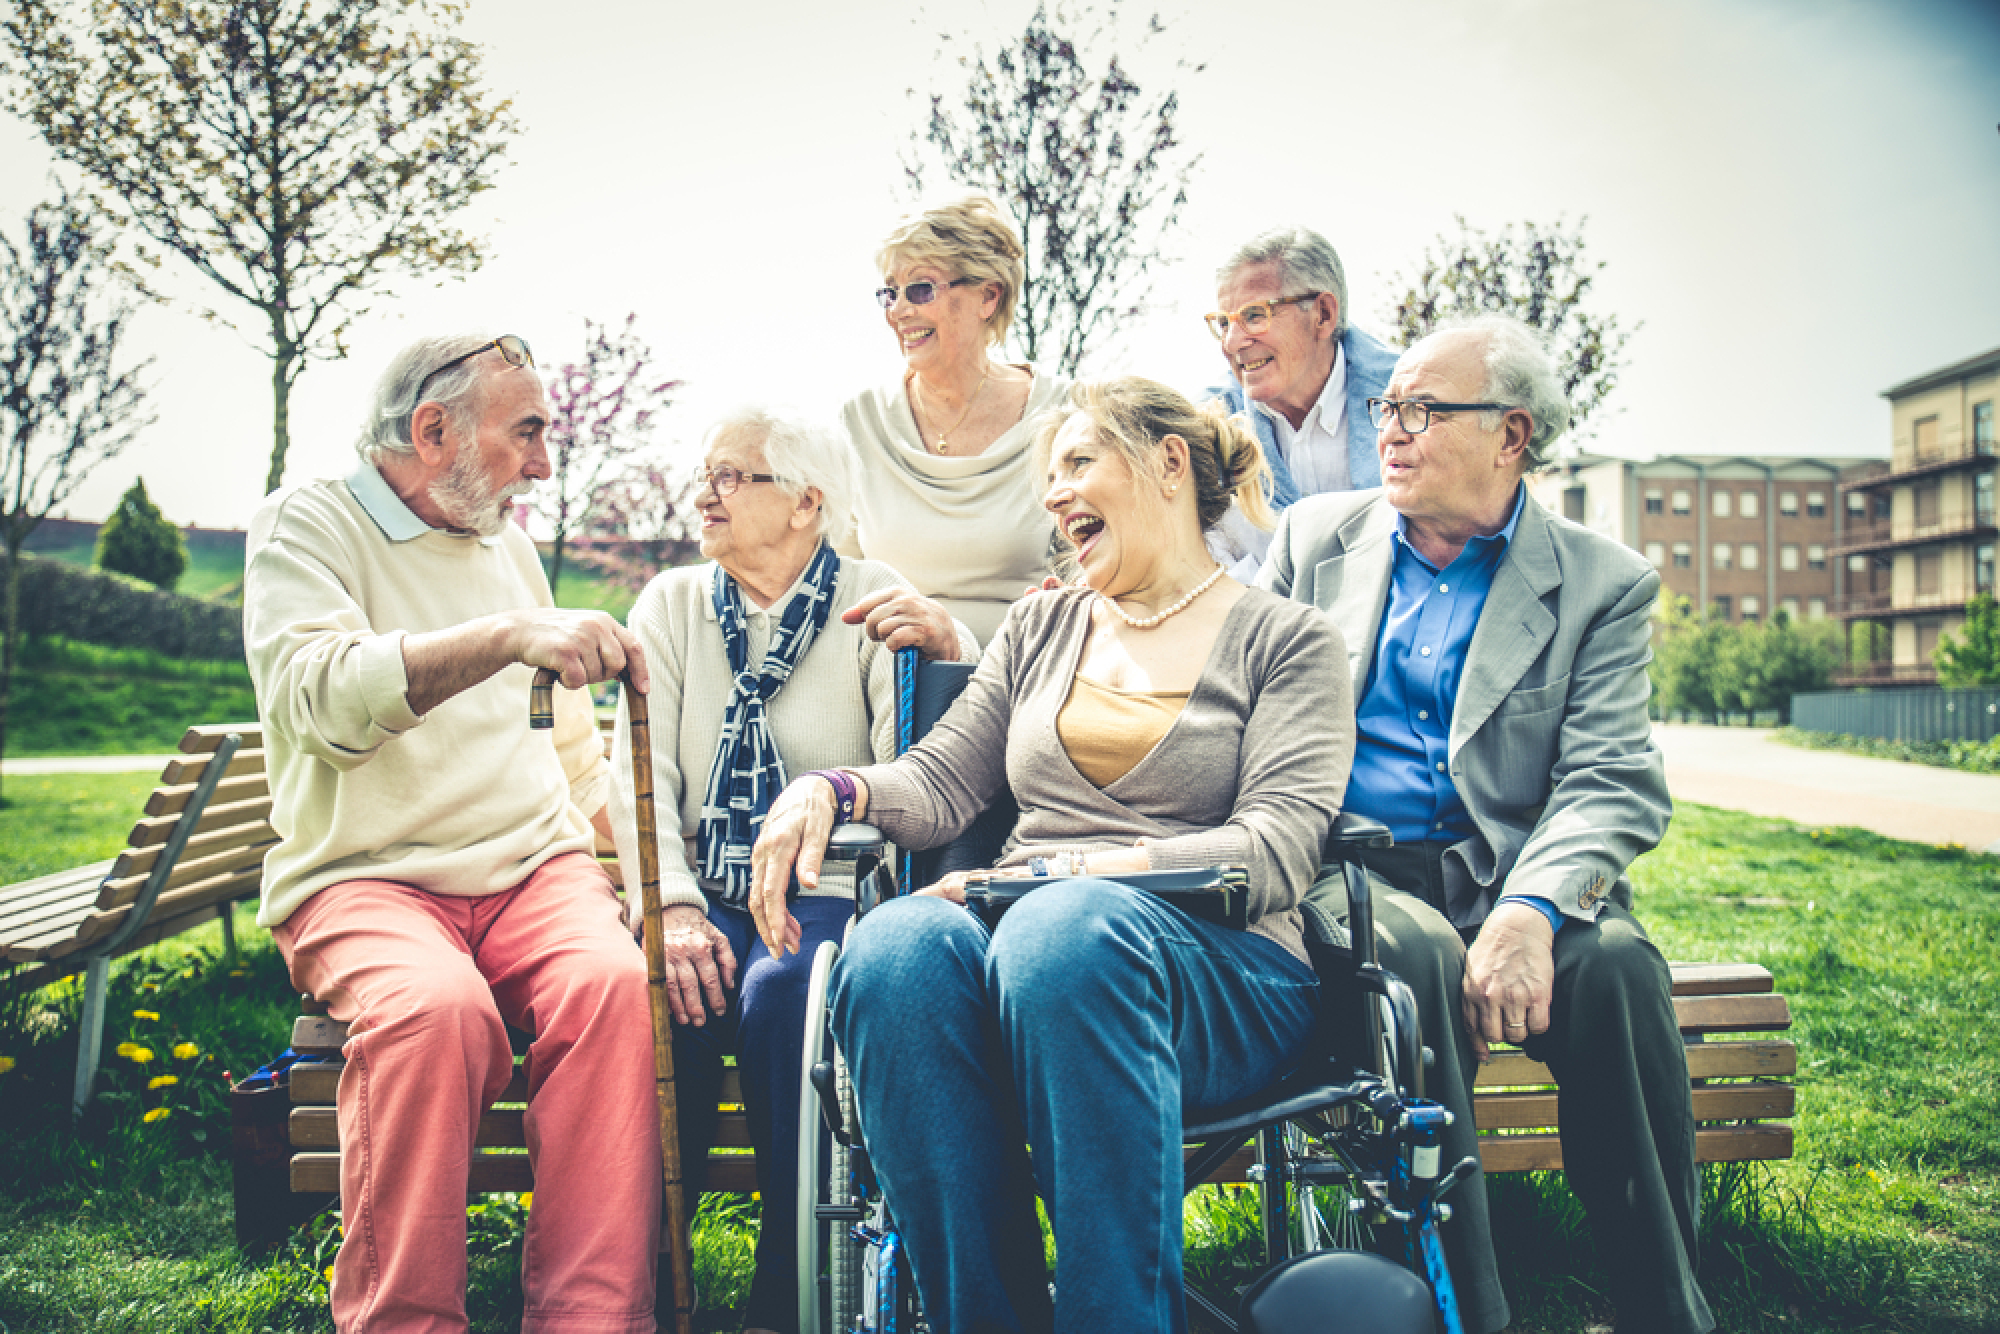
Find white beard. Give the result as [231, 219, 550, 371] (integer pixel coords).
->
[430, 448, 532, 537]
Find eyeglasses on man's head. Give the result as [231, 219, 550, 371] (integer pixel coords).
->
[1365, 397, 1516, 434]
[1203, 293, 1321, 340]
[411, 334, 534, 410]
[875, 276, 983, 309]
[700, 465, 779, 497]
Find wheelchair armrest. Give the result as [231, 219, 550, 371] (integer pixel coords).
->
[826, 823, 886, 862]
[1324, 812, 1393, 857]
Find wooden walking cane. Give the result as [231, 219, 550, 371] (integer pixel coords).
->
[531, 667, 696, 1334]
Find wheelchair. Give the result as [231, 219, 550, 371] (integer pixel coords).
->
[791, 654, 1476, 1334]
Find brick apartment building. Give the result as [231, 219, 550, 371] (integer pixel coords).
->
[1834, 345, 1999, 685]
[1526, 453, 1883, 626]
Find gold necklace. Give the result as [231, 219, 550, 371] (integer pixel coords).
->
[1102, 564, 1227, 629]
[911, 367, 989, 454]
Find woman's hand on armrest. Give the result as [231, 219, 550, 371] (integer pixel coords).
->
[749, 772, 871, 956]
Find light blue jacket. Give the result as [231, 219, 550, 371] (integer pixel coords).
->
[1203, 325, 1400, 507]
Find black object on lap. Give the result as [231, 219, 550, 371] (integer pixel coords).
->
[961, 866, 1249, 930]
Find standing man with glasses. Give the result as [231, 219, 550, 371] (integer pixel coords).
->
[245, 332, 665, 1333]
[1263, 314, 1710, 1334]
[1201, 225, 1400, 581]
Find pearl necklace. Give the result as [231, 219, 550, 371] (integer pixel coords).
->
[1101, 564, 1226, 629]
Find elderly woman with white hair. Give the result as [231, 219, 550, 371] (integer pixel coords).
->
[841, 195, 1073, 645]
[608, 406, 973, 1334]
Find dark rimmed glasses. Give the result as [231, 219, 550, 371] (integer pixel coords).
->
[1203, 292, 1321, 340]
[1366, 397, 1515, 434]
[875, 276, 982, 309]
[700, 465, 778, 497]
[411, 335, 534, 408]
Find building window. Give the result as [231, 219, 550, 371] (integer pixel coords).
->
[1978, 472, 1994, 526]
[1915, 482, 1941, 528]
[1563, 487, 1585, 522]
[1712, 595, 1733, 621]
[1780, 597, 1801, 621]
[1780, 544, 1800, 571]
[1917, 551, 1942, 596]
[1713, 543, 1732, 571]
[1740, 543, 1760, 571]
[1712, 490, 1732, 519]
[1741, 490, 1760, 519]
[1847, 553, 1868, 573]
[1741, 596, 1761, 624]
[1807, 598, 1826, 620]
[1672, 542, 1692, 569]
[1916, 618, 1943, 662]
[1847, 491, 1867, 516]
[1808, 544, 1827, 570]
[1645, 489, 1663, 515]
[1807, 492, 1826, 518]
[1644, 541, 1665, 567]
[1781, 491, 1800, 516]
[1873, 492, 1891, 520]
[1914, 415, 1941, 462]
[1671, 489, 1691, 515]
[1977, 401, 1995, 450]
[1978, 543, 1995, 594]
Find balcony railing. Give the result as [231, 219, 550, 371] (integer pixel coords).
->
[1833, 512, 2000, 556]
[1840, 440, 1998, 490]
[1834, 589, 1977, 619]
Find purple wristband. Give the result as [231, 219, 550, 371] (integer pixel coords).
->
[808, 769, 857, 825]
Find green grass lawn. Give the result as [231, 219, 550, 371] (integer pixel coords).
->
[3, 800, 1995, 1333]
[2, 639, 259, 759]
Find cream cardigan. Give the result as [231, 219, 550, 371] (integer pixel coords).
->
[838, 367, 1071, 646]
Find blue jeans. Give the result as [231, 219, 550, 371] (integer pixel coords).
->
[674, 893, 853, 1334]
[828, 881, 1319, 1334]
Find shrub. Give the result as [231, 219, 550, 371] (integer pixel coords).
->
[0, 551, 242, 661]
[94, 478, 188, 591]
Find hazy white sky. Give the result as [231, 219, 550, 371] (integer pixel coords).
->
[3, 0, 1996, 532]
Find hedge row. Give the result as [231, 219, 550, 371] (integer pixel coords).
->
[0, 551, 243, 662]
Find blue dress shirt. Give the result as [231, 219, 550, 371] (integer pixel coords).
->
[1344, 485, 1563, 933]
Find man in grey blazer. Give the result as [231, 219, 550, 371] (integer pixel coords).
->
[1262, 314, 1710, 1334]
[1202, 225, 1399, 581]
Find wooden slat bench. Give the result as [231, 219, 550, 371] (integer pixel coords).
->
[285, 962, 1792, 1208]
[1, 723, 274, 1112]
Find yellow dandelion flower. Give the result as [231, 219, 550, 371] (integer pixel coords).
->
[128, 1046, 155, 1065]
[148, 1074, 180, 1090]
[133, 1009, 160, 1022]
[751, 1192, 761, 1201]
[519, 1192, 533, 1210]
[142, 1107, 171, 1123]
[0, 1055, 15, 1075]
[173, 1042, 200, 1060]
[324, 1266, 336, 1284]
[115, 1042, 139, 1058]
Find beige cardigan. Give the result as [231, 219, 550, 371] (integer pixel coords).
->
[855, 585, 1354, 963]
[838, 367, 1071, 646]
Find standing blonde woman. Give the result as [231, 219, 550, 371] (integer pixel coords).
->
[754, 379, 1354, 1332]
[840, 195, 1071, 646]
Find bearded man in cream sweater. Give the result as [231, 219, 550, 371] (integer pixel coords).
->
[245, 333, 661, 1334]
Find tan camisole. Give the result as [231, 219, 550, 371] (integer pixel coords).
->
[1055, 674, 1190, 789]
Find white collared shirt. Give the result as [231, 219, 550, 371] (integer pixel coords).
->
[1208, 346, 1351, 582]
[1256, 342, 1350, 497]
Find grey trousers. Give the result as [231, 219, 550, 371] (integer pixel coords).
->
[1307, 842, 1714, 1334]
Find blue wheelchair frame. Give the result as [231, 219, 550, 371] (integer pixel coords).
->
[796, 650, 1472, 1334]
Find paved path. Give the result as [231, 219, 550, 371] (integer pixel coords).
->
[2, 754, 176, 776]
[1653, 724, 2000, 854]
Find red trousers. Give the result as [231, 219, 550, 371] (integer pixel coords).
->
[275, 852, 660, 1333]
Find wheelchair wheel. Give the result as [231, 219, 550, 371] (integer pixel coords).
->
[797, 940, 864, 1334]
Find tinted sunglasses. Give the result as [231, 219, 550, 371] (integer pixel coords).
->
[874, 276, 981, 309]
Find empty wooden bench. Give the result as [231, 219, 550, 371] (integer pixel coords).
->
[284, 961, 1792, 1211]
[1, 723, 274, 1112]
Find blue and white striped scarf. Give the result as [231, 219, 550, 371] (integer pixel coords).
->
[696, 541, 841, 902]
